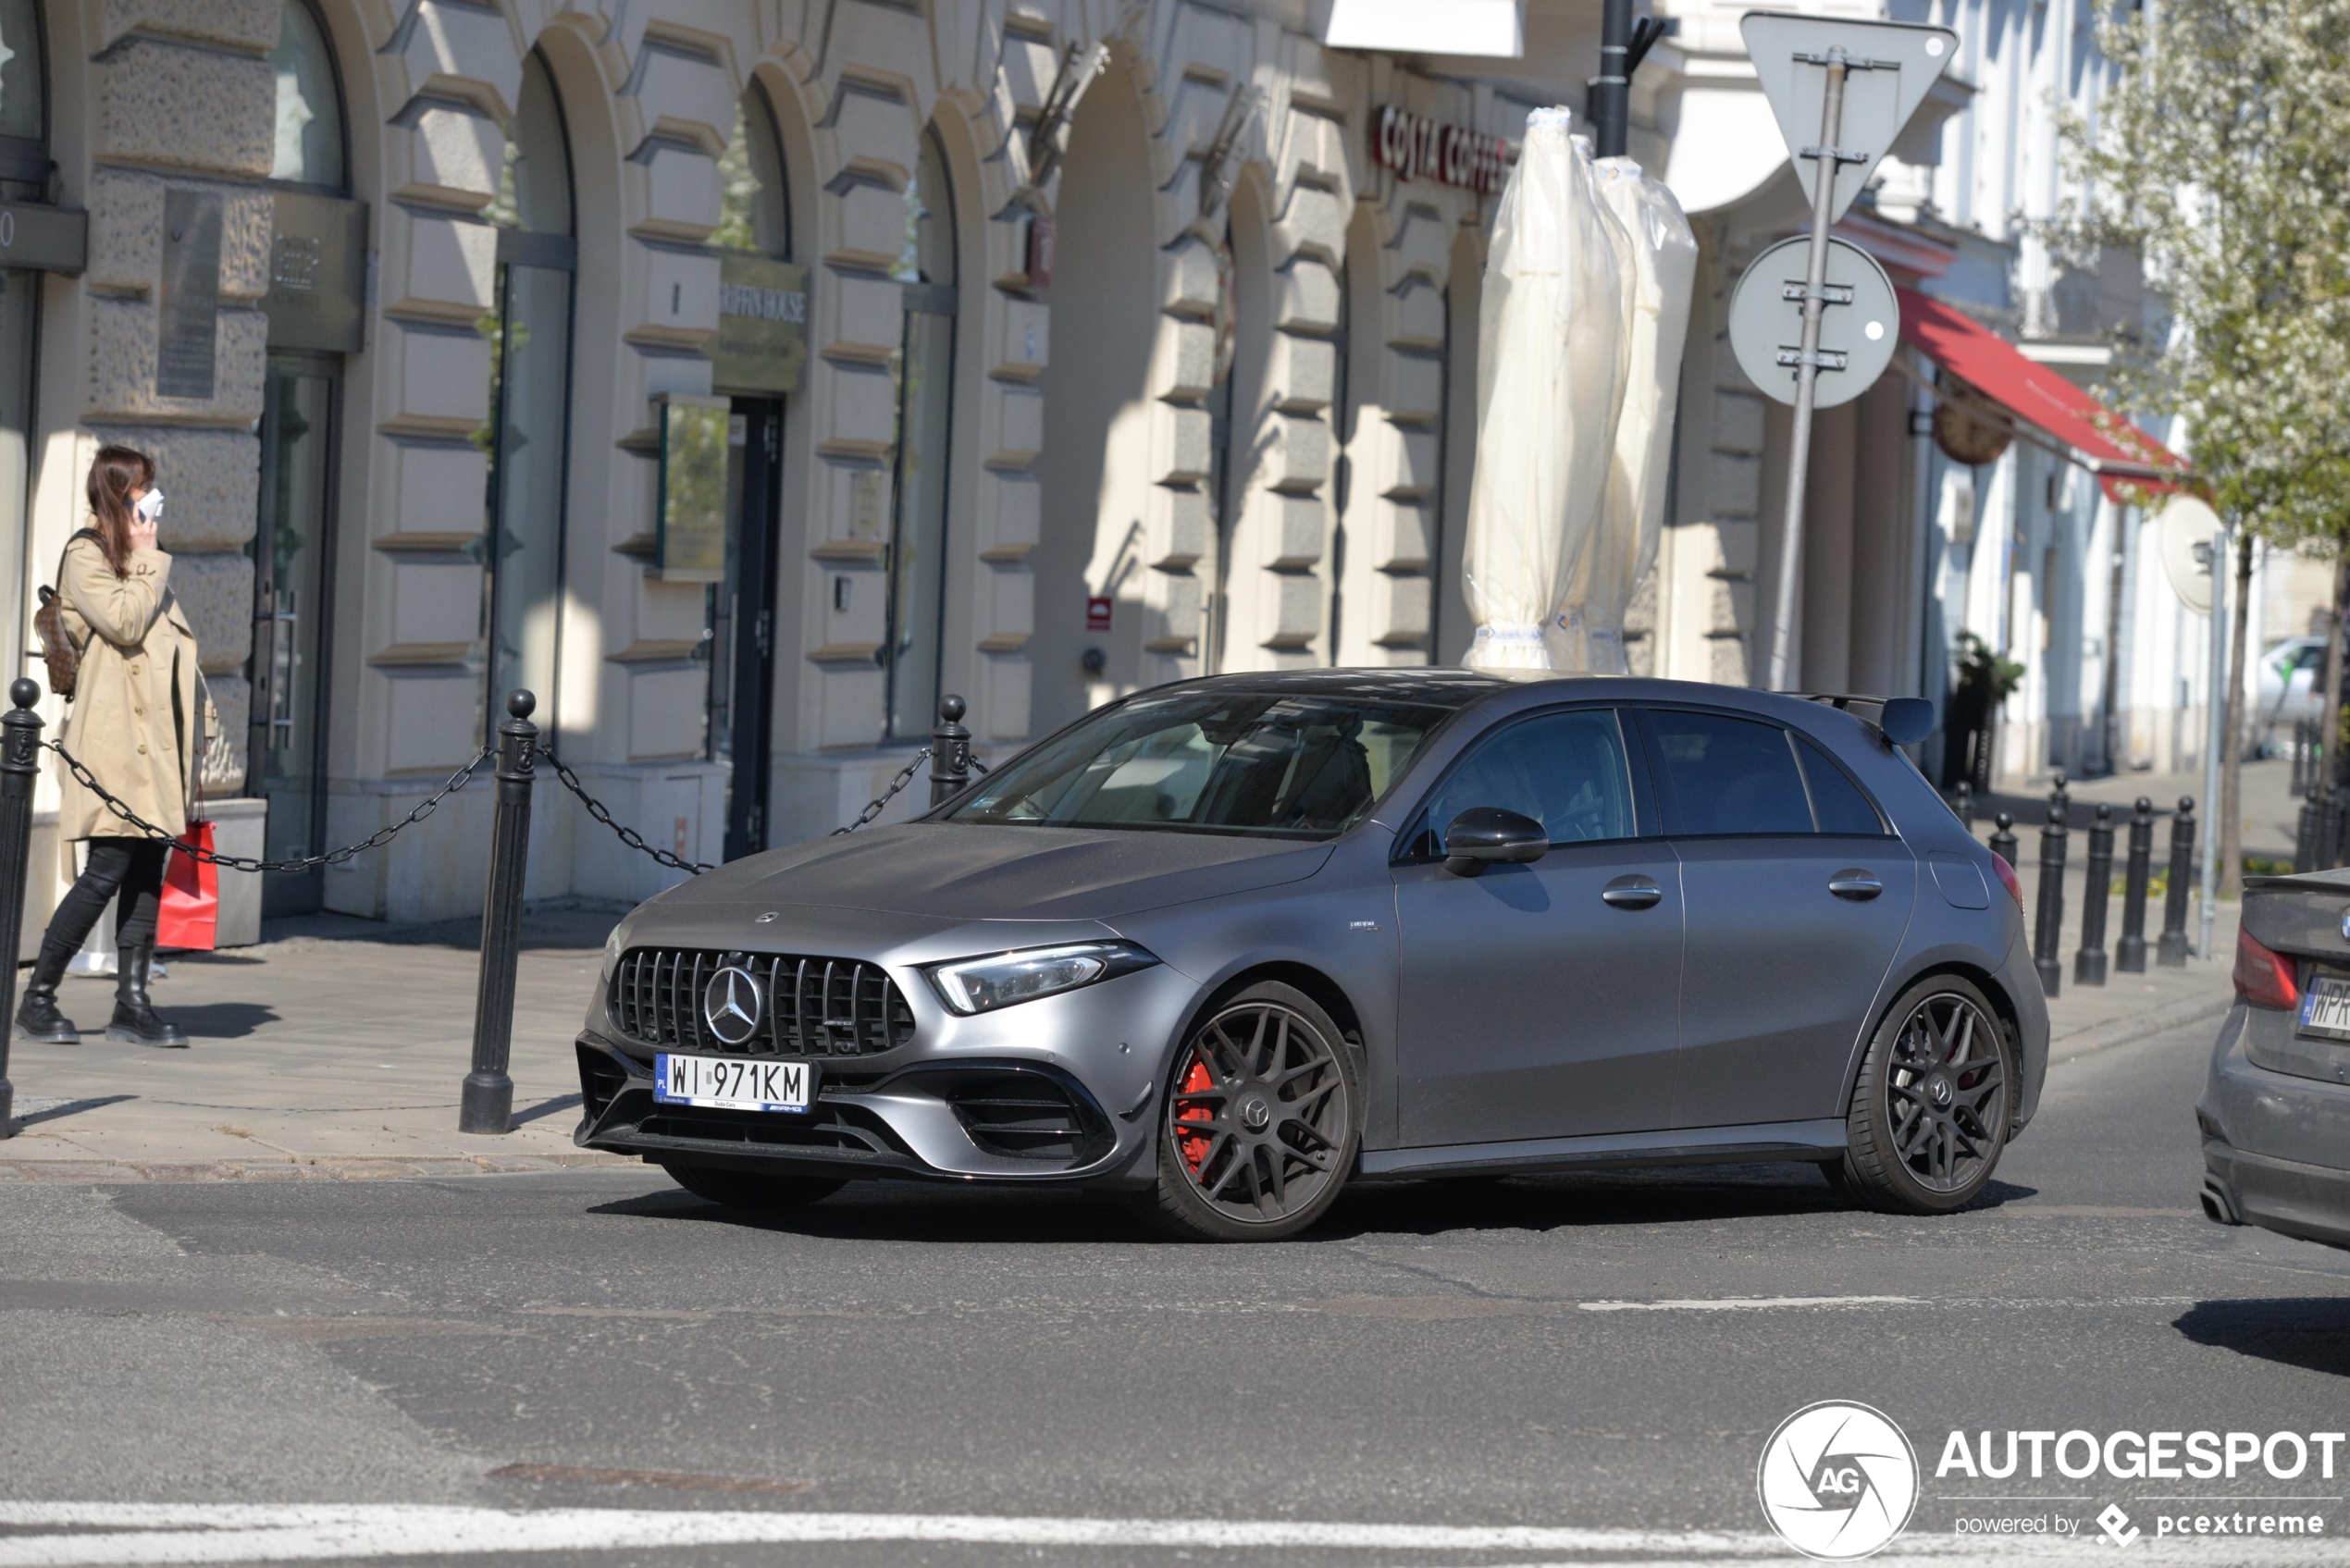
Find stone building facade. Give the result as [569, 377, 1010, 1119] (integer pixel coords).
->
[1, 0, 2200, 945]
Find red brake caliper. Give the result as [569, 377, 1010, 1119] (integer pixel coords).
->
[1174, 1054, 1216, 1176]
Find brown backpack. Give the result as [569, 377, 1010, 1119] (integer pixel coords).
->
[31, 529, 100, 700]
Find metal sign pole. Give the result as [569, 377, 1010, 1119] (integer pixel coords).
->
[2198, 525, 2229, 960]
[1764, 53, 1850, 691]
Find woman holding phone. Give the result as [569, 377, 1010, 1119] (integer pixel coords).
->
[13, 444, 214, 1048]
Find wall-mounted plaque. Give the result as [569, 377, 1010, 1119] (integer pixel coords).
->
[157, 190, 223, 400]
[711, 253, 808, 395]
[264, 189, 368, 355]
[652, 394, 731, 583]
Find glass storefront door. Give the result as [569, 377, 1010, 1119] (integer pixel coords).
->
[710, 397, 782, 860]
[251, 352, 339, 915]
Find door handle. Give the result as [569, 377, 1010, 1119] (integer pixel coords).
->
[1601, 874, 1663, 910]
[1829, 870, 1883, 901]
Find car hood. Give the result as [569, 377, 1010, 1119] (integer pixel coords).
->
[689, 821, 1334, 922]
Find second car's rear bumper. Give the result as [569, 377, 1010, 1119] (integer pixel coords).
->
[2198, 1006, 2350, 1251]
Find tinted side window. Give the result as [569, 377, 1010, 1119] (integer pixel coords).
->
[1797, 735, 1886, 834]
[1646, 710, 1812, 835]
[1425, 709, 1637, 848]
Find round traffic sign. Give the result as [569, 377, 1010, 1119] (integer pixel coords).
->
[1728, 235, 1900, 410]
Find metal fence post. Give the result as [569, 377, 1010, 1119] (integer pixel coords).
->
[929, 694, 972, 809]
[460, 690, 538, 1135]
[2158, 795, 2195, 968]
[0, 679, 43, 1135]
[2074, 804, 2112, 987]
[2034, 800, 2067, 997]
[1988, 810, 2018, 870]
[2117, 796, 2154, 974]
[2296, 789, 2320, 873]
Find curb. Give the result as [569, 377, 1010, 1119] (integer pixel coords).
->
[0, 1151, 635, 1183]
[2050, 993, 2233, 1065]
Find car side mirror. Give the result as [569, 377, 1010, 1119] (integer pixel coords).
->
[1441, 807, 1549, 876]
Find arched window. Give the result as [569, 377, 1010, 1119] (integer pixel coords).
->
[0, 0, 43, 684]
[882, 126, 958, 740]
[715, 81, 788, 258]
[475, 51, 576, 731]
[268, 0, 344, 191]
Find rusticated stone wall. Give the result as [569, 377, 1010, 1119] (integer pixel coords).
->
[78, 1, 278, 790]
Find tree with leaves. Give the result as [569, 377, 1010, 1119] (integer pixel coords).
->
[2065, 0, 2350, 901]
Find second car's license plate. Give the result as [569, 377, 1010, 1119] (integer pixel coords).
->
[652, 1053, 815, 1113]
[2298, 975, 2350, 1040]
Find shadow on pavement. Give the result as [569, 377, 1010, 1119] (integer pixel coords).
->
[14, 1093, 136, 1127]
[585, 1165, 2036, 1243]
[155, 1003, 280, 1040]
[512, 1093, 584, 1128]
[2174, 1297, 2350, 1378]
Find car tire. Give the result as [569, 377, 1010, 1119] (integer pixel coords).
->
[1139, 981, 1361, 1242]
[1835, 975, 2015, 1215]
[661, 1161, 846, 1213]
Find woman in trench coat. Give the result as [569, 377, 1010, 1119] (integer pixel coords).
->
[13, 444, 215, 1048]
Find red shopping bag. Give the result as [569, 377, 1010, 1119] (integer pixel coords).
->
[158, 821, 218, 951]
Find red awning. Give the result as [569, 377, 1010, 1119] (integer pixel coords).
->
[1896, 286, 2187, 504]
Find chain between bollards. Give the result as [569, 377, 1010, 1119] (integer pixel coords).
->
[2116, 797, 2154, 974]
[2074, 803, 2112, 987]
[2033, 794, 2067, 999]
[2158, 796, 2195, 968]
[0, 678, 44, 1136]
[460, 691, 538, 1135]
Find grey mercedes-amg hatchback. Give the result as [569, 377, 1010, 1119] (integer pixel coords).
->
[574, 671, 2047, 1240]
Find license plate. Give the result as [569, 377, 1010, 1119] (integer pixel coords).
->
[2297, 975, 2350, 1040]
[652, 1053, 815, 1114]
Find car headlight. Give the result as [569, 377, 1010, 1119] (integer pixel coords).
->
[922, 941, 1158, 1016]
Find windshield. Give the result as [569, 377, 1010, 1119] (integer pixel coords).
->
[946, 690, 1450, 838]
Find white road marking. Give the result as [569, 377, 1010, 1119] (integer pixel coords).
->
[1576, 1295, 1924, 1311]
[0, 1504, 2339, 1565]
[0, 1506, 1778, 1564]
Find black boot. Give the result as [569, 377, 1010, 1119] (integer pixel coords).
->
[13, 943, 79, 1044]
[107, 944, 189, 1048]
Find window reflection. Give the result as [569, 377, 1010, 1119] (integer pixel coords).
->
[267, 1, 343, 188]
[0, 0, 41, 142]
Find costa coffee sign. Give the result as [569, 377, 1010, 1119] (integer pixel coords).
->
[1371, 105, 1509, 194]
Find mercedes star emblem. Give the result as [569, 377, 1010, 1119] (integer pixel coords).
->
[702, 965, 763, 1046]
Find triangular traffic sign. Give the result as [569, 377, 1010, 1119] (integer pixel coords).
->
[1739, 12, 1958, 226]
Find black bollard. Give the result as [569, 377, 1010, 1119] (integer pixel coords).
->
[2158, 796, 2195, 967]
[0, 679, 43, 1136]
[1955, 779, 1975, 833]
[460, 690, 538, 1135]
[2074, 804, 2113, 987]
[2034, 801, 2068, 997]
[2296, 790, 2320, 873]
[1988, 810, 2019, 871]
[2117, 797, 2154, 973]
[929, 694, 973, 808]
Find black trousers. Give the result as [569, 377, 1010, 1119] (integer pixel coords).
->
[41, 837, 170, 962]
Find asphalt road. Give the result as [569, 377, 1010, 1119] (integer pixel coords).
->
[5, 1010, 2349, 1566]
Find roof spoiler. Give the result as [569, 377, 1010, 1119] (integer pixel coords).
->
[1804, 693, 1934, 747]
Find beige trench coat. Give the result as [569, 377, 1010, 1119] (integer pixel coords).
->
[52, 533, 214, 848]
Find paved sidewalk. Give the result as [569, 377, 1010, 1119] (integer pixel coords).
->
[0, 907, 630, 1182]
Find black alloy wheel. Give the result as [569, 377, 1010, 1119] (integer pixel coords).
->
[660, 1161, 846, 1213]
[1836, 975, 2013, 1214]
[1142, 981, 1360, 1241]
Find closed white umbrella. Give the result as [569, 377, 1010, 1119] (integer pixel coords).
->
[1460, 109, 1628, 670]
[1553, 157, 1699, 673]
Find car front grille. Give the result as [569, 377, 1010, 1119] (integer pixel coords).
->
[608, 947, 915, 1056]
